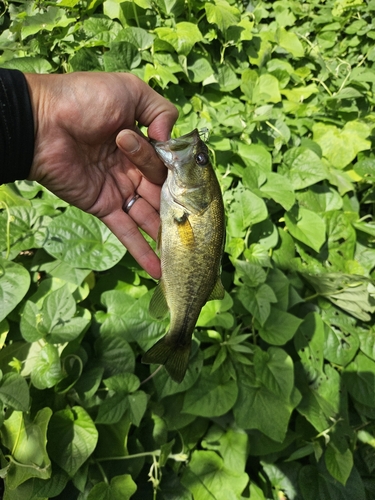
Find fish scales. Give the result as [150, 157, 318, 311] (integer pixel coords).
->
[142, 129, 225, 383]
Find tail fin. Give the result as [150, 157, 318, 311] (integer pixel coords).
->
[142, 337, 191, 383]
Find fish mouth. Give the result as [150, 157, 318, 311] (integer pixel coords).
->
[152, 129, 204, 169]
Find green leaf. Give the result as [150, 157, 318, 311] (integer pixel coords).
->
[116, 27, 155, 50]
[0, 257, 30, 322]
[103, 42, 141, 71]
[98, 289, 166, 349]
[234, 367, 300, 442]
[234, 260, 267, 287]
[44, 206, 125, 271]
[21, 284, 89, 344]
[205, 0, 241, 32]
[299, 463, 366, 500]
[313, 121, 371, 169]
[182, 366, 238, 417]
[0, 57, 53, 73]
[249, 482, 267, 500]
[276, 27, 304, 57]
[260, 172, 295, 210]
[243, 243, 271, 268]
[304, 273, 375, 321]
[284, 205, 326, 252]
[181, 450, 248, 499]
[128, 391, 148, 427]
[294, 312, 325, 380]
[324, 323, 359, 366]
[258, 307, 302, 345]
[216, 65, 240, 92]
[280, 147, 329, 190]
[248, 220, 279, 252]
[87, 474, 137, 500]
[281, 84, 318, 102]
[1, 408, 52, 489]
[20, 301, 46, 342]
[238, 143, 272, 172]
[226, 185, 268, 238]
[202, 425, 248, 472]
[252, 74, 282, 104]
[344, 353, 375, 407]
[358, 327, 375, 359]
[104, 372, 140, 393]
[325, 443, 353, 486]
[0, 373, 29, 411]
[47, 407, 98, 477]
[253, 347, 295, 400]
[297, 185, 343, 213]
[75, 367, 104, 402]
[96, 393, 129, 425]
[4, 467, 69, 499]
[188, 54, 214, 83]
[197, 292, 234, 328]
[237, 283, 277, 326]
[296, 364, 343, 433]
[95, 334, 135, 376]
[30, 344, 64, 390]
[155, 22, 203, 56]
[20, 7, 76, 38]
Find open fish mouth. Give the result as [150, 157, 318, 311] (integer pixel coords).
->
[152, 129, 207, 169]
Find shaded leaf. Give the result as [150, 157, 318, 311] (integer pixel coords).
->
[47, 407, 98, 477]
[181, 450, 248, 499]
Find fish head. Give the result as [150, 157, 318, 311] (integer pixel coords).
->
[152, 129, 213, 190]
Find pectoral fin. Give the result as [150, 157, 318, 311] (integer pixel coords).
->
[149, 281, 169, 319]
[174, 212, 195, 249]
[208, 276, 225, 301]
[156, 223, 162, 253]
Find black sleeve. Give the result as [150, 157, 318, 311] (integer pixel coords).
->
[0, 68, 35, 184]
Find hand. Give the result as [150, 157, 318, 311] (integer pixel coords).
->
[25, 72, 178, 279]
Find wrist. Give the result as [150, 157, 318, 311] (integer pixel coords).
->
[24, 73, 66, 186]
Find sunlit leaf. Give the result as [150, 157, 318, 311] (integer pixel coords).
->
[44, 206, 125, 271]
[0, 257, 30, 322]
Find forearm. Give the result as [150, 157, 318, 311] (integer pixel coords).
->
[0, 69, 35, 184]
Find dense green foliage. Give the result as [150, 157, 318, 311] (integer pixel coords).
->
[1, 0, 375, 498]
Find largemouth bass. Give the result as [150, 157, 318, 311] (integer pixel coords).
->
[142, 129, 225, 383]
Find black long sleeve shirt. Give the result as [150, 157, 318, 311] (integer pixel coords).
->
[0, 68, 34, 184]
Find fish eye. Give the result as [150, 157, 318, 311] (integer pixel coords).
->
[195, 152, 209, 166]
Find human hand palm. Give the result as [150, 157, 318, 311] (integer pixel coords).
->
[26, 72, 178, 278]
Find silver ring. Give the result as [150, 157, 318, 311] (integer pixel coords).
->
[123, 194, 141, 213]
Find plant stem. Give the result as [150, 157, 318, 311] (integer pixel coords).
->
[96, 450, 188, 463]
[94, 459, 109, 485]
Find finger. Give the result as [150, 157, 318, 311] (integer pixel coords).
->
[123, 194, 160, 241]
[122, 74, 179, 141]
[116, 129, 167, 186]
[102, 209, 161, 279]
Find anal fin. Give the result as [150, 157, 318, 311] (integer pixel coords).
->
[208, 276, 225, 301]
[149, 281, 169, 319]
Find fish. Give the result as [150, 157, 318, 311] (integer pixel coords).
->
[141, 129, 225, 383]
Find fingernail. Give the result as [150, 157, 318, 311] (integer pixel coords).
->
[118, 131, 140, 154]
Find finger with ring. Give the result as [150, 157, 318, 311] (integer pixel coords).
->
[123, 194, 141, 213]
